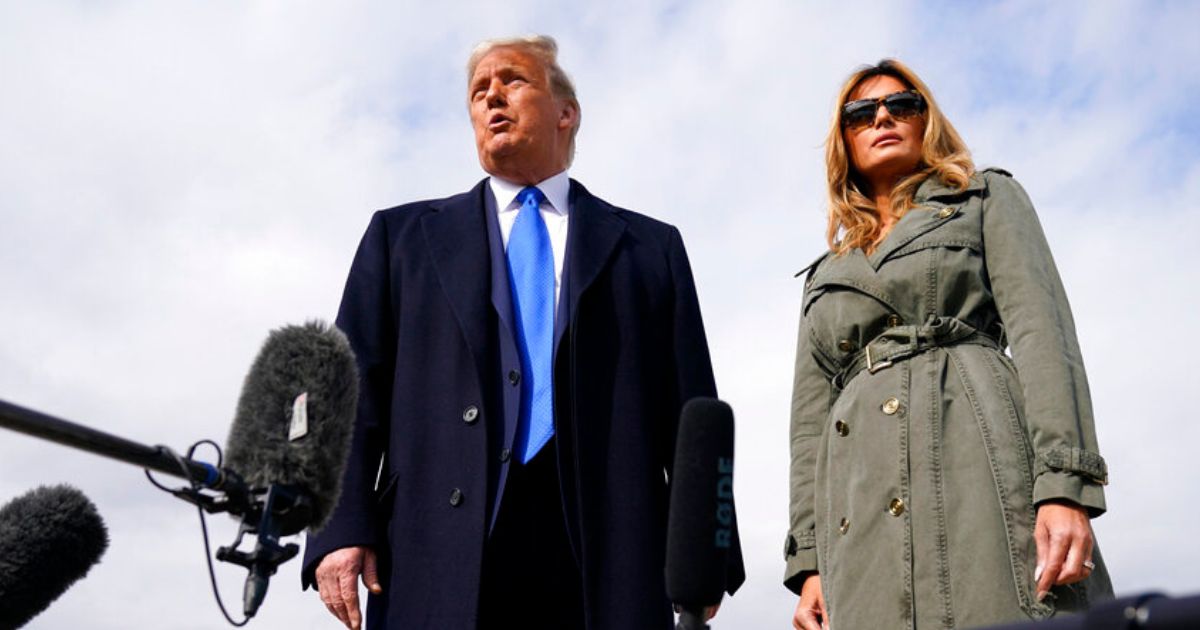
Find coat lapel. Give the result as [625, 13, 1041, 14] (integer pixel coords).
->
[560, 180, 627, 349]
[867, 173, 987, 270]
[421, 180, 493, 377]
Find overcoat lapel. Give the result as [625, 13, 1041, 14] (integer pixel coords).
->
[560, 180, 627, 347]
[421, 180, 493, 385]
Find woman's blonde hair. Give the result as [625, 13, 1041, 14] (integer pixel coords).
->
[825, 59, 974, 255]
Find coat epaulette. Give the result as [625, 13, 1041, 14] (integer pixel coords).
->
[793, 251, 830, 281]
[982, 167, 1013, 178]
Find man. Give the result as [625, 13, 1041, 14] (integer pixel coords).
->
[302, 35, 743, 629]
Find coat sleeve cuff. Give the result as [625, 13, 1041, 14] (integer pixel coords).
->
[1032, 470, 1107, 518]
[1037, 446, 1108, 485]
[782, 531, 818, 595]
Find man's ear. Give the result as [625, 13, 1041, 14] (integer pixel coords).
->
[558, 100, 580, 131]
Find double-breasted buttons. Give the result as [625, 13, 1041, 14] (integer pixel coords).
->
[838, 339, 857, 352]
[881, 397, 900, 415]
[888, 498, 905, 516]
[508, 369, 521, 386]
[936, 206, 955, 219]
[462, 405, 479, 424]
[835, 420, 850, 437]
[839, 518, 851, 535]
[449, 488, 464, 507]
[886, 314, 902, 328]
[499, 448, 512, 463]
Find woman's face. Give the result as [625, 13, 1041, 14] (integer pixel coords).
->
[842, 74, 926, 192]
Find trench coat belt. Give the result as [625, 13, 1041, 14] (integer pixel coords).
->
[832, 316, 1002, 390]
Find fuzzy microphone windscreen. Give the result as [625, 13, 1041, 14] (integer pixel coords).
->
[223, 321, 358, 533]
[0, 484, 108, 629]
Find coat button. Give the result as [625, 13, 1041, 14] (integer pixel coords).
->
[888, 498, 905, 516]
[838, 339, 857, 352]
[835, 420, 849, 436]
[937, 206, 955, 219]
[449, 488, 464, 507]
[499, 448, 511, 463]
[881, 397, 900, 415]
[839, 518, 850, 534]
[886, 314, 902, 327]
[508, 369, 521, 386]
[462, 405, 479, 424]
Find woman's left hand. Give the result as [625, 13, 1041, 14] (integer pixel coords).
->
[1034, 499, 1094, 601]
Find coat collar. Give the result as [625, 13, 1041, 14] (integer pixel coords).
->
[913, 171, 986, 203]
[420, 180, 493, 376]
[866, 172, 984, 269]
[418, 178, 628, 375]
[562, 179, 627, 325]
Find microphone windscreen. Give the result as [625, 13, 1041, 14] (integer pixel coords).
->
[224, 321, 358, 533]
[0, 484, 108, 629]
[665, 397, 735, 608]
[1143, 593, 1200, 629]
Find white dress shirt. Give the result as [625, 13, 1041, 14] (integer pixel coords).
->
[488, 171, 571, 311]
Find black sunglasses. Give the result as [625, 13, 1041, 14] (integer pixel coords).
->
[841, 91, 927, 130]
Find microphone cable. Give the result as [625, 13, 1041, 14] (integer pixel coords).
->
[143, 439, 250, 627]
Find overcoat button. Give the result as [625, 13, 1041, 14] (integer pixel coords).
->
[937, 206, 955, 219]
[462, 406, 479, 424]
[839, 518, 850, 534]
[886, 314, 902, 327]
[888, 498, 905, 516]
[838, 339, 856, 352]
[508, 370, 521, 386]
[449, 488, 464, 507]
[499, 448, 511, 463]
[835, 420, 849, 437]
[881, 397, 900, 415]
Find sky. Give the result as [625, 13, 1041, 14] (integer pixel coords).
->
[2, 1, 1199, 628]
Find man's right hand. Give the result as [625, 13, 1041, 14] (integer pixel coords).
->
[315, 546, 382, 630]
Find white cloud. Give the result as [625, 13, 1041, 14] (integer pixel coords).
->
[2, 2, 1198, 628]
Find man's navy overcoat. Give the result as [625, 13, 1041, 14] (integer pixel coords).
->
[302, 180, 745, 629]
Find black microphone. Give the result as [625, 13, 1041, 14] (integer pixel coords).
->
[666, 397, 735, 630]
[0, 484, 108, 629]
[982, 592, 1200, 629]
[220, 320, 359, 617]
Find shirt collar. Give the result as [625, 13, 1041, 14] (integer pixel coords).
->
[488, 170, 570, 216]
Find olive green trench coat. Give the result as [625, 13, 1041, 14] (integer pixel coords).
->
[784, 170, 1112, 629]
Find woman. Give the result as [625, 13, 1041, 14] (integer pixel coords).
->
[784, 60, 1112, 629]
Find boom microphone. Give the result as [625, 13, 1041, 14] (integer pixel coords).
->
[666, 397, 735, 630]
[0, 484, 108, 629]
[0, 320, 358, 622]
[220, 320, 359, 617]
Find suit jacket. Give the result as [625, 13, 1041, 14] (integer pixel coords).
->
[302, 179, 745, 629]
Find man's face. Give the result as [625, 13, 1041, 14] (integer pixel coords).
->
[468, 46, 576, 183]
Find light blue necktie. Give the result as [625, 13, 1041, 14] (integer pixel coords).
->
[507, 186, 555, 464]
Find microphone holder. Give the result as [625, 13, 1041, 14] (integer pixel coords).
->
[215, 484, 305, 618]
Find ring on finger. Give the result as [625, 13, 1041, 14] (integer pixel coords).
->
[1082, 560, 1095, 570]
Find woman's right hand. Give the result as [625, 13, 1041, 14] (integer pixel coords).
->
[793, 573, 829, 630]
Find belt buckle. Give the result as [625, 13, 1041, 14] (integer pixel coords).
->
[866, 345, 893, 374]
